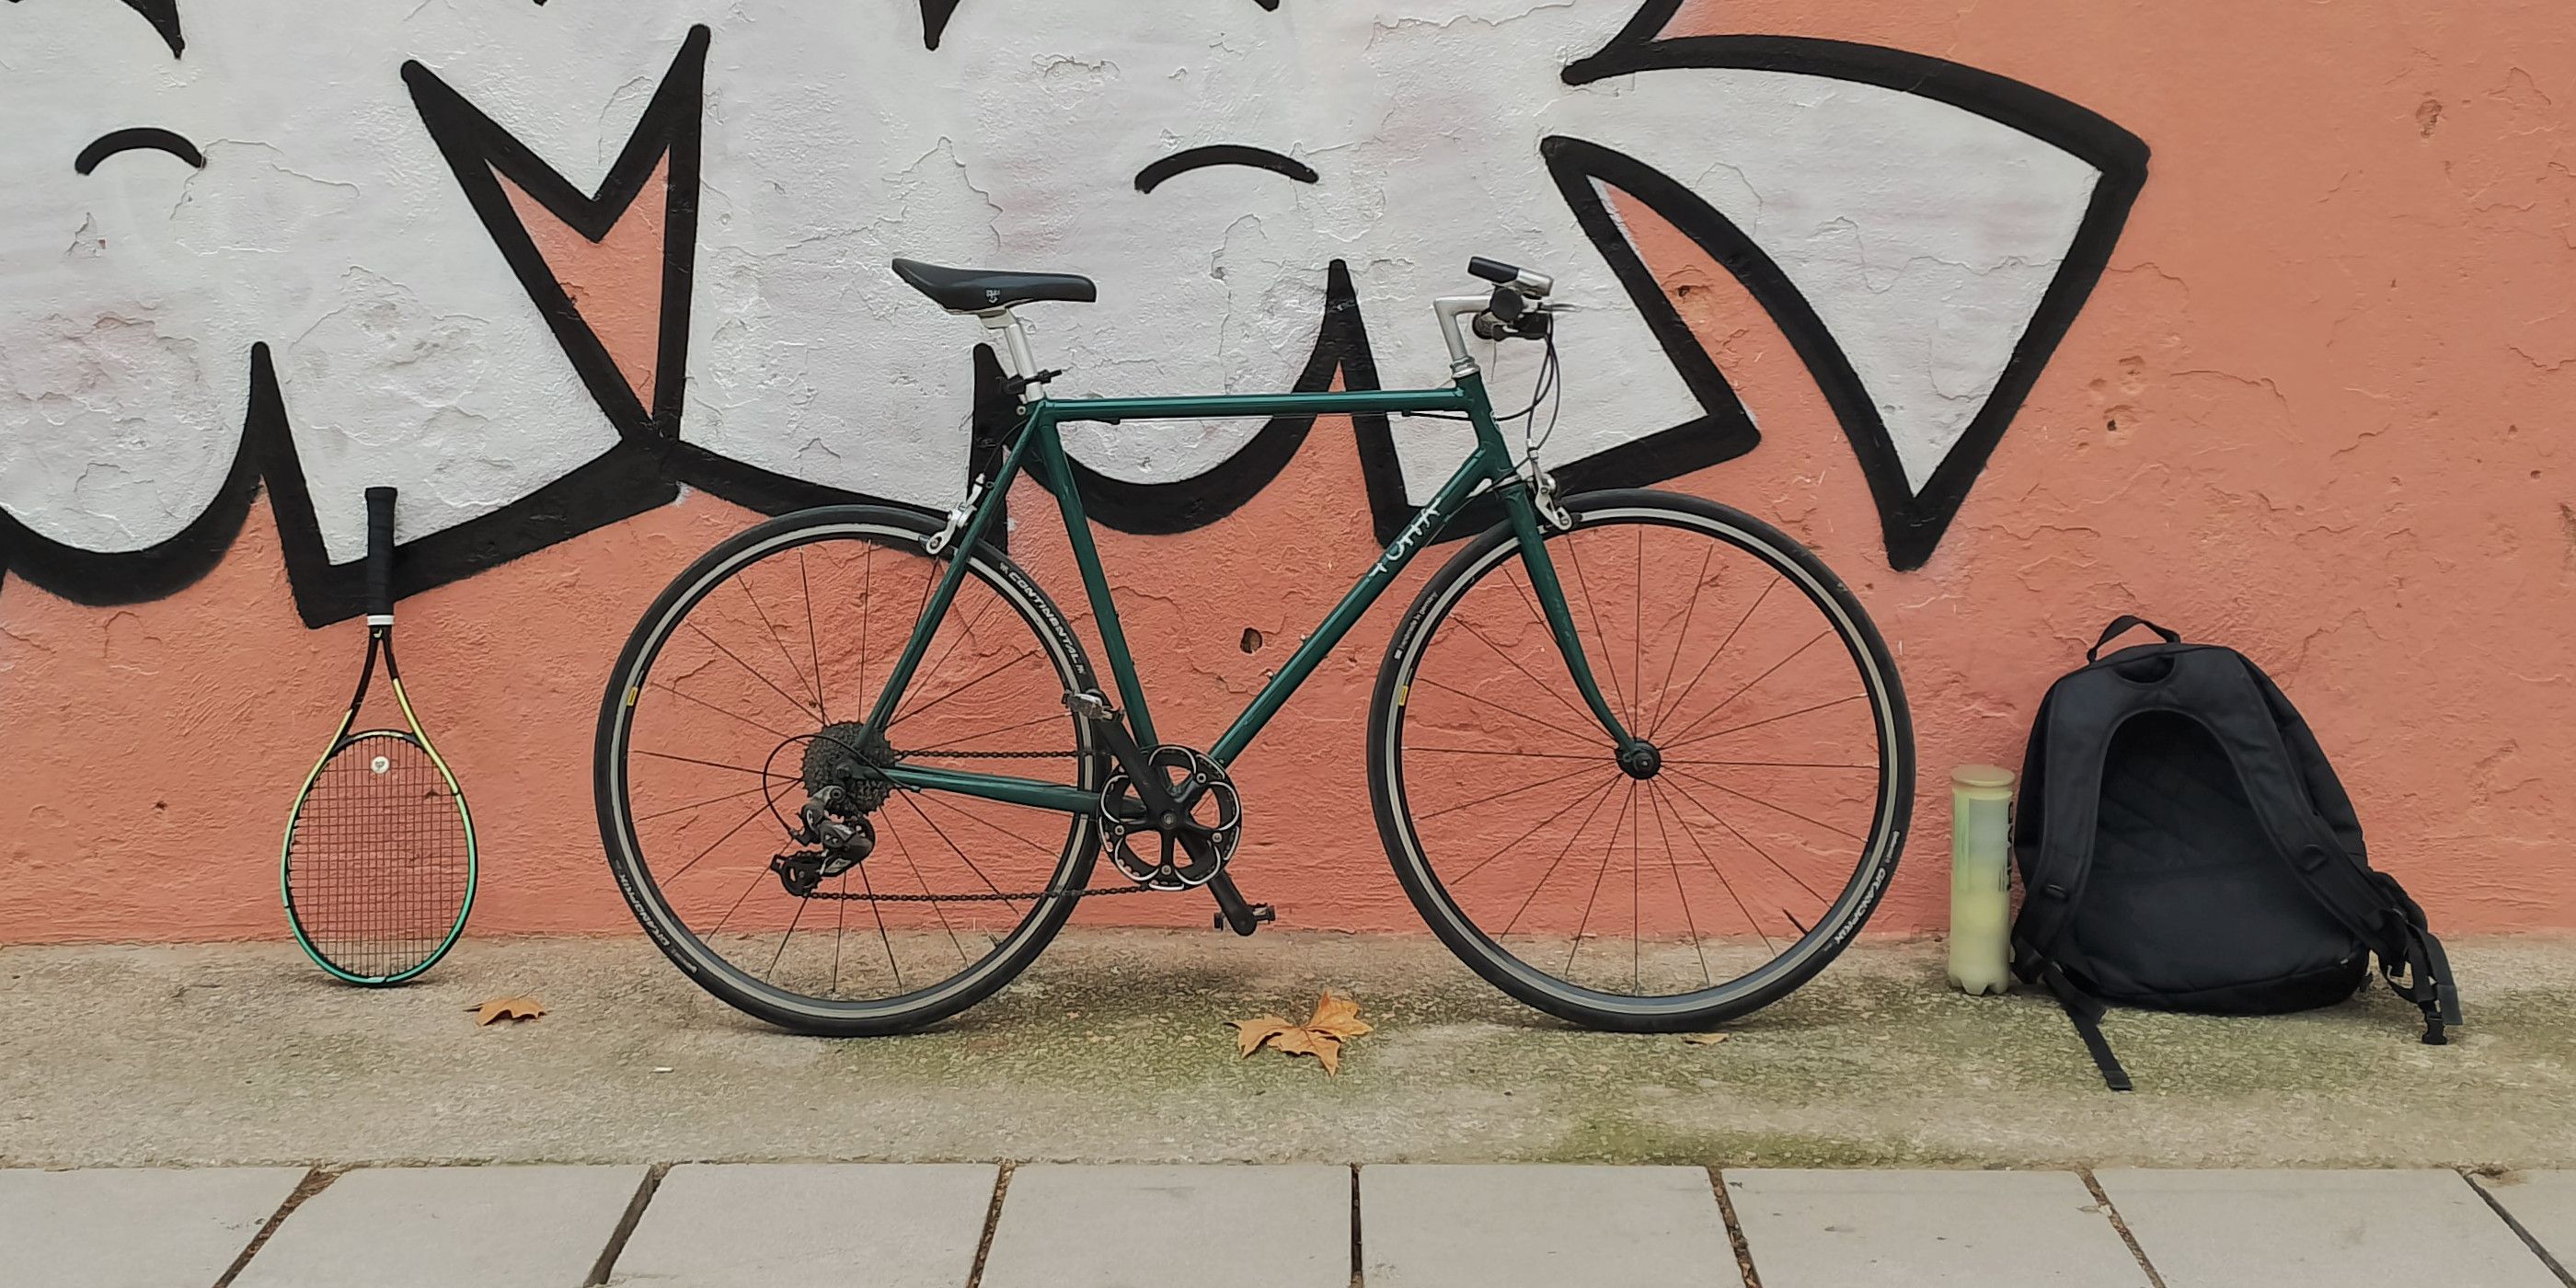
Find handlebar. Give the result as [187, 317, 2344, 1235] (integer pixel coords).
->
[1435, 257, 1558, 368]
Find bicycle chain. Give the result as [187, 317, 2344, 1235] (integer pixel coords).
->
[792, 883, 1157, 903]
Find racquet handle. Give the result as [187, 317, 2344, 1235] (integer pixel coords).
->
[365, 487, 397, 619]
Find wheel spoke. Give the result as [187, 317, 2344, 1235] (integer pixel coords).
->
[1666, 765, 1863, 846]
[1564, 781, 1635, 977]
[1410, 674, 1608, 749]
[684, 619, 823, 725]
[880, 809, 972, 969]
[1661, 770, 1835, 905]
[1658, 628, 1832, 749]
[662, 795, 787, 886]
[738, 572, 823, 725]
[1650, 781, 1775, 952]
[1647, 579, 1771, 741]
[1643, 540, 1718, 733]
[1445, 615, 1598, 732]
[1645, 783, 1716, 987]
[1444, 769, 1624, 888]
[1498, 776, 1623, 940]
[1560, 535, 1632, 725]
[649, 680, 798, 742]
[1418, 761, 1621, 821]
[1660, 693, 1869, 754]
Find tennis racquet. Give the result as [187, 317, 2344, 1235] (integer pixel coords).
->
[282, 486, 477, 983]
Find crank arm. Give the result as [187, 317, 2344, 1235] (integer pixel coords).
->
[1206, 871, 1274, 937]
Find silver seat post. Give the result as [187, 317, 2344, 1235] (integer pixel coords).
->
[978, 308, 1045, 404]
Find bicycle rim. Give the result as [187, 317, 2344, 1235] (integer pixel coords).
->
[1373, 491, 1913, 1029]
[595, 507, 1103, 1033]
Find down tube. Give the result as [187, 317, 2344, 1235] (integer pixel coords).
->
[1209, 445, 1503, 765]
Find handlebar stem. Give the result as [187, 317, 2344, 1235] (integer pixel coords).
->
[1434, 294, 1490, 374]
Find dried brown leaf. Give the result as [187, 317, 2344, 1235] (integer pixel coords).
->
[1231, 1015, 1296, 1057]
[1681, 1031, 1730, 1047]
[469, 995, 546, 1025]
[1226, 993, 1371, 1075]
[1269, 1026, 1344, 1075]
[1304, 991, 1374, 1040]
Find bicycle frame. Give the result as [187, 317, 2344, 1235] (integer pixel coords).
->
[863, 368, 1636, 817]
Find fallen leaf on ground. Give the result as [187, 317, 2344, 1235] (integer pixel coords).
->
[1304, 992, 1374, 1041]
[1681, 1032, 1731, 1047]
[468, 996, 546, 1025]
[1232, 1015, 1297, 1057]
[1227, 992, 1372, 1075]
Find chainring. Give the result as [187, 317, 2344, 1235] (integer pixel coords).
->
[1100, 746, 1242, 891]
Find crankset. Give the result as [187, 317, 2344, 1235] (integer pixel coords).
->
[1101, 745, 1241, 891]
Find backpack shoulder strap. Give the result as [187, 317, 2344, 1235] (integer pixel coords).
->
[2225, 659, 2464, 1041]
[2011, 667, 2156, 960]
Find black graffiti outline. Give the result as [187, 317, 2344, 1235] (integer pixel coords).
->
[1134, 144, 1317, 194]
[1, 2, 2149, 618]
[75, 127, 203, 174]
[0, 0, 187, 56]
[926, 0, 1278, 46]
[1559, 2, 2151, 569]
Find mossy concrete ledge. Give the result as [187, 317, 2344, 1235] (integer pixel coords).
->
[2, 932, 2569, 1169]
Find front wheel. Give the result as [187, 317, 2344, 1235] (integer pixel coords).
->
[1370, 489, 1913, 1031]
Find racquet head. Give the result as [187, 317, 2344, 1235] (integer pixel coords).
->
[283, 724, 475, 983]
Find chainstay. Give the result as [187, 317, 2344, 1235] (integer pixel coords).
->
[791, 882, 1156, 903]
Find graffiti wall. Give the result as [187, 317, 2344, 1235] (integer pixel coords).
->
[3, 0, 2570, 943]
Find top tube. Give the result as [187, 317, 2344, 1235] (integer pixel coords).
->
[1042, 386, 1474, 424]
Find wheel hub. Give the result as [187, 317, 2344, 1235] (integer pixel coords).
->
[801, 721, 897, 811]
[1100, 746, 1242, 891]
[1616, 739, 1662, 780]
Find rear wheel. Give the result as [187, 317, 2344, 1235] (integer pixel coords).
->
[595, 505, 1107, 1035]
[1370, 489, 1912, 1031]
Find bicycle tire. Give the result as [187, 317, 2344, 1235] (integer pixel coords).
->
[595, 504, 1105, 1036]
[1369, 489, 1914, 1031]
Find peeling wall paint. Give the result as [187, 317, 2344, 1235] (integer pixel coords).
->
[3, 0, 2571, 945]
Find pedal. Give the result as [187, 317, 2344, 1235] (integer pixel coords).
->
[1206, 871, 1271, 937]
[1211, 904, 1277, 933]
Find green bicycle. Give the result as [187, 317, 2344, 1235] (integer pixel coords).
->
[594, 255, 1914, 1036]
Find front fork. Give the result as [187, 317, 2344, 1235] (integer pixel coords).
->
[1501, 466, 1639, 753]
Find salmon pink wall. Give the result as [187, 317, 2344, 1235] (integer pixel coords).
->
[4, 0, 2571, 944]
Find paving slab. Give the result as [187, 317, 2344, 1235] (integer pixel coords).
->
[1360, 1164, 1740, 1288]
[1726, 1169, 2147, 1287]
[2474, 1172, 2576, 1275]
[0, 1167, 305, 1288]
[604, 1163, 996, 1287]
[2099, 1168, 2559, 1288]
[229, 1165, 649, 1288]
[975, 1164, 1348, 1288]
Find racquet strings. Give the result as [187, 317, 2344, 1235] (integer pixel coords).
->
[287, 730, 471, 979]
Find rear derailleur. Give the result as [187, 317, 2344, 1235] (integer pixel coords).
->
[771, 784, 876, 896]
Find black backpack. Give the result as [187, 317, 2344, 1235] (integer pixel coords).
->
[2010, 616, 2461, 1090]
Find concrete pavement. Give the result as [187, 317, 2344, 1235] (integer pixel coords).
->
[7, 1163, 2574, 1287]
[6, 932, 2574, 1171]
